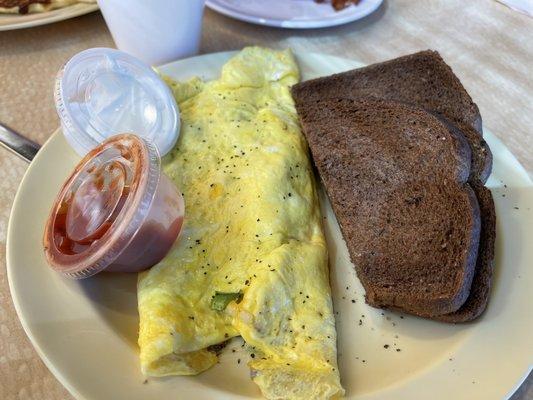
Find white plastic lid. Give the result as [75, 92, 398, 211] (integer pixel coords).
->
[55, 48, 180, 157]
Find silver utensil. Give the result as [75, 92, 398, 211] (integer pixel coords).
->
[0, 123, 41, 163]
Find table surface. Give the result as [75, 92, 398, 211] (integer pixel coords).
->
[0, 1, 531, 399]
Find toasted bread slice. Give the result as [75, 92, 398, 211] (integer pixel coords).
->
[294, 97, 481, 316]
[292, 50, 492, 183]
[433, 183, 496, 322]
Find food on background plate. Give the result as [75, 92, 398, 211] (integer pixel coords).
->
[138, 47, 344, 399]
[315, 0, 361, 11]
[43, 134, 184, 278]
[0, 0, 95, 14]
[292, 51, 495, 322]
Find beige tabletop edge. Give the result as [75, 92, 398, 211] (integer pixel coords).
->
[0, 1, 531, 399]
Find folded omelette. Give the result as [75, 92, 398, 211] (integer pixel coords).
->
[138, 47, 344, 400]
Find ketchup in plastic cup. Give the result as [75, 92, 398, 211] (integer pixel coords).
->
[43, 134, 184, 279]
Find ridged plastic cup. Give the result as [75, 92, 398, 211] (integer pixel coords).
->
[54, 48, 180, 157]
[43, 134, 184, 279]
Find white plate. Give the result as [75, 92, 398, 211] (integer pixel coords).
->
[0, 3, 98, 31]
[7, 51, 533, 400]
[206, 0, 383, 29]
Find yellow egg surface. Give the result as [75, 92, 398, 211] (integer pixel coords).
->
[137, 47, 344, 400]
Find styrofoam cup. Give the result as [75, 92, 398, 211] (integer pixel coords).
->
[97, 0, 206, 66]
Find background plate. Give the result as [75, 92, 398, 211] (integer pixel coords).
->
[206, 0, 383, 29]
[0, 3, 98, 31]
[7, 51, 533, 399]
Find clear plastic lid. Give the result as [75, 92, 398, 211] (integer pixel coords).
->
[55, 48, 180, 157]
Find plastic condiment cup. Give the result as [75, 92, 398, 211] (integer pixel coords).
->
[96, 0, 206, 66]
[43, 134, 184, 279]
[55, 48, 180, 157]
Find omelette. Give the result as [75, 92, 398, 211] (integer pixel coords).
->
[137, 47, 344, 400]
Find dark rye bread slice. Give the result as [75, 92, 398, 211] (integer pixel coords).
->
[432, 183, 496, 322]
[291, 50, 492, 183]
[423, 116, 496, 321]
[408, 184, 496, 321]
[295, 97, 481, 316]
[412, 117, 497, 322]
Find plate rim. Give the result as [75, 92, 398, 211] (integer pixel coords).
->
[5, 130, 89, 400]
[0, 3, 98, 31]
[205, 0, 383, 29]
[6, 50, 533, 400]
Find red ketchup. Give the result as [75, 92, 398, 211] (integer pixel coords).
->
[43, 134, 184, 278]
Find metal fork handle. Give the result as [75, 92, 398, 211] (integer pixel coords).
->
[0, 123, 41, 163]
